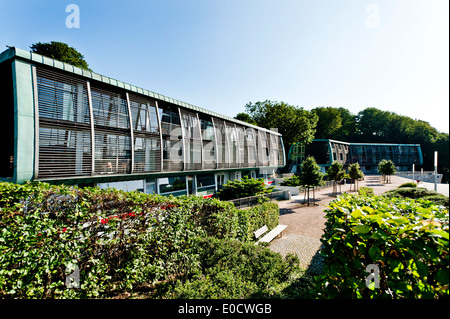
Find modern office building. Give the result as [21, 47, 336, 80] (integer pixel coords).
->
[0, 47, 285, 197]
[288, 139, 423, 174]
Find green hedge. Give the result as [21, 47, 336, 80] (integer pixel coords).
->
[317, 193, 449, 299]
[0, 181, 280, 298]
[160, 236, 302, 299]
[398, 182, 417, 188]
[383, 187, 449, 208]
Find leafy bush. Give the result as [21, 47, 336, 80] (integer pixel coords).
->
[161, 237, 303, 299]
[280, 175, 302, 186]
[383, 187, 449, 208]
[398, 182, 417, 188]
[316, 193, 449, 299]
[0, 181, 281, 298]
[237, 202, 280, 241]
[358, 187, 374, 196]
[216, 177, 274, 200]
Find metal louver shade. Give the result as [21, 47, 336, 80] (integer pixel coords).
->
[36, 67, 92, 178]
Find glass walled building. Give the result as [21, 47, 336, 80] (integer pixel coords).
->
[0, 47, 285, 197]
[291, 139, 422, 174]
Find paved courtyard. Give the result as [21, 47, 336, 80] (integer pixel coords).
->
[269, 175, 447, 272]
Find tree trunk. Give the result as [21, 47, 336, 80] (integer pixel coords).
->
[303, 187, 306, 203]
[313, 186, 315, 205]
[307, 186, 310, 206]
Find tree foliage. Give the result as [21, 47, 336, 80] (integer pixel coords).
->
[348, 162, 364, 192]
[299, 156, 324, 206]
[326, 161, 346, 196]
[311, 107, 342, 139]
[234, 112, 258, 125]
[244, 100, 318, 151]
[30, 41, 91, 71]
[378, 159, 397, 183]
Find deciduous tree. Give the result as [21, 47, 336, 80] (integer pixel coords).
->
[30, 41, 91, 71]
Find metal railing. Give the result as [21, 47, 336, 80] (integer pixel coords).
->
[396, 171, 443, 183]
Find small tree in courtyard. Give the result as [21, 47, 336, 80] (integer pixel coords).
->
[326, 161, 346, 196]
[378, 159, 396, 183]
[348, 162, 364, 192]
[299, 156, 324, 206]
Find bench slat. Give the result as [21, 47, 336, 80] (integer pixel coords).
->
[257, 224, 287, 244]
[254, 225, 268, 238]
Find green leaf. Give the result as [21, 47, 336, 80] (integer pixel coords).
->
[368, 246, 381, 261]
[351, 209, 363, 219]
[415, 261, 428, 278]
[353, 225, 372, 234]
[429, 230, 449, 240]
[436, 269, 449, 286]
[390, 217, 409, 225]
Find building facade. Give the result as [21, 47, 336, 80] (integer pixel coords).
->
[0, 47, 285, 197]
[288, 139, 423, 174]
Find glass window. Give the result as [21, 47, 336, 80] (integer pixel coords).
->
[197, 174, 215, 188]
[90, 87, 129, 129]
[159, 176, 186, 195]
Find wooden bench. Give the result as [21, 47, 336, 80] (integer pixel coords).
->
[254, 224, 287, 245]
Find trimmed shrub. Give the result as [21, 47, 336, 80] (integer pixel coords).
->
[216, 177, 274, 200]
[316, 193, 449, 299]
[161, 236, 302, 299]
[358, 187, 374, 196]
[0, 181, 281, 298]
[383, 187, 449, 208]
[398, 182, 417, 188]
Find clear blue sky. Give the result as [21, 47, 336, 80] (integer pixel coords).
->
[1, 0, 448, 133]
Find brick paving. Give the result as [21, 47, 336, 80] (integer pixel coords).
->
[269, 175, 415, 272]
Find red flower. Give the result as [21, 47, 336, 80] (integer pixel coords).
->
[62, 227, 67, 232]
[100, 219, 108, 224]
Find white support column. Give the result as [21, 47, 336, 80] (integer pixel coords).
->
[74, 83, 84, 175]
[196, 113, 204, 170]
[154, 100, 164, 172]
[31, 65, 39, 179]
[86, 81, 95, 175]
[178, 107, 186, 171]
[211, 118, 219, 169]
[125, 93, 134, 174]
